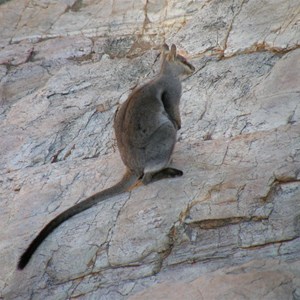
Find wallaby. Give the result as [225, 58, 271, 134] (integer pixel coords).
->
[17, 44, 195, 270]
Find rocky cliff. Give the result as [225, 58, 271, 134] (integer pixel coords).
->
[0, 0, 300, 299]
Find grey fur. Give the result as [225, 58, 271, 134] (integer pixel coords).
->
[17, 44, 195, 270]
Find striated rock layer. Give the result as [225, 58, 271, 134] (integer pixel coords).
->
[0, 0, 299, 299]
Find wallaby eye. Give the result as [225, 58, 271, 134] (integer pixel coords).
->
[178, 55, 187, 63]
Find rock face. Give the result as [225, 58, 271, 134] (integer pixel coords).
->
[0, 0, 300, 299]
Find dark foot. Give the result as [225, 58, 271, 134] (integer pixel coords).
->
[142, 168, 183, 185]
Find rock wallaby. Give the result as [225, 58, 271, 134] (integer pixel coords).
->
[18, 43, 195, 270]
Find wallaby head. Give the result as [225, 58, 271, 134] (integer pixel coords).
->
[161, 43, 195, 76]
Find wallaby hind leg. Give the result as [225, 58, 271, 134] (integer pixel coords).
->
[151, 167, 183, 182]
[142, 167, 183, 185]
[142, 123, 181, 185]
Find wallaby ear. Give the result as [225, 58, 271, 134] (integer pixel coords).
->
[162, 43, 169, 53]
[161, 43, 169, 60]
[166, 44, 177, 61]
[170, 44, 177, 57]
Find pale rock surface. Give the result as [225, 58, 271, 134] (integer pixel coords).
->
[0, 0, 300, 299]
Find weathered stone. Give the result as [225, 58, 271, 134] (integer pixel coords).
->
[0, 41, 33, 66]
[33, 36, 93, 61]
[177, 0, 245, 56]
[129, 260, 300, 300]
[225, 0, 300, 56]
[0, 0, 300, 299]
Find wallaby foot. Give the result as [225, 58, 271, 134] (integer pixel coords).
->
[142, 168, 183, 185]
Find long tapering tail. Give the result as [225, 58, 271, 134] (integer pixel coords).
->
[17, 170, 137, 270]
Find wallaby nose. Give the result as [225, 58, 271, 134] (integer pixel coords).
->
[187, 62, 195, 74]
[190, 64, 196, 72]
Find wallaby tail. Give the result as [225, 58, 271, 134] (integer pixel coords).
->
[17, 170, 137, 270]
